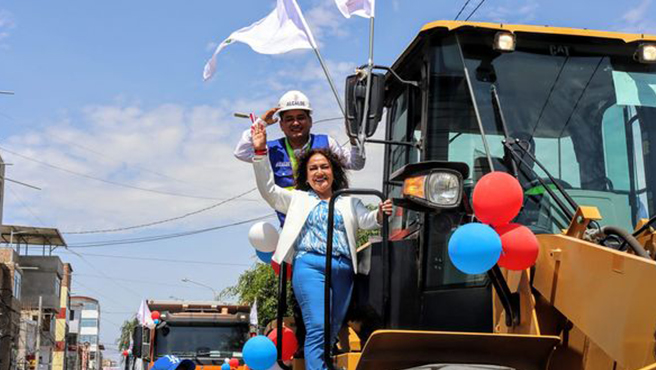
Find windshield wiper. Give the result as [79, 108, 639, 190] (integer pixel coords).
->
[489, 85, 579, 222]
[502, 141, 575, 221]
[490, 86, 518, 178]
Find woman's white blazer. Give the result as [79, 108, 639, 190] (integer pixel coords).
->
[252, 154, 380, 274]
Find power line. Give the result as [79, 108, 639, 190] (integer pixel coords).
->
[67, 249, 144, 298]
[72, 280, 133, 310]
[100, 316, 124, 329]
[59, 251, 253, 267]
[7, 184, 48, 226]
[67, 214, 275, 248]
[0, 112, 228, 195]
[49, 135, 221, 194]
[454, 0, 473, 20]
[102, 311, 136, 315]
[464, 0, 488, 21]
[0, 145, 249, 201]
[63, 187, 257, 234]
[73, 273, 192, 288]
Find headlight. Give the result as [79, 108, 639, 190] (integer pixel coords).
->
[427, 172, 461, 205]
[493, 31, 516, 52]
[403, 170, 463, 209]
[637, 43, 656, 64]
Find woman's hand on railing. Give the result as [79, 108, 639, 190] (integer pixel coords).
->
[377, 199, 393, 224]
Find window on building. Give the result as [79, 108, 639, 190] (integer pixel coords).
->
[84, 302, 98, 310]
[13, 270, 22, 300]
[80, 318, 98, 327]
[79, 335, 97, 345]
[69, 309, 75, 321]
[54, 277, 61, 297]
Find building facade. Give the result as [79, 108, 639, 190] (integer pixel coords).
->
[69, 297, 101, 370]
[17, 255, 64, 370]
[0, 248, 23, 370]
[52, 264, 72, 370]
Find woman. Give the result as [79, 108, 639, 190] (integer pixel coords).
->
[251, 123, 392, 370]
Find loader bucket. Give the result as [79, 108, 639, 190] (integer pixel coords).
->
[355, 330, 560, 370]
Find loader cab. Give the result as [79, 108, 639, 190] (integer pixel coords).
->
[348, 22, 656, 343]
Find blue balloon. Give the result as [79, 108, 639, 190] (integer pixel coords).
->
[448, 223, 502, 274]
[153, 319, 160, 325]
[221, 364, 230, 370]
[243, 335, 277, 370]
[256, 250, 273, 264]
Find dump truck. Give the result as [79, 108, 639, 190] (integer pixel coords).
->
[131, 301, 250, 370]
[271, 21, 656, 370]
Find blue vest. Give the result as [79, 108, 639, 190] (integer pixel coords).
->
[267, 134, 329, 225]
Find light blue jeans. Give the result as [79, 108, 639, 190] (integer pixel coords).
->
[292, 252, 354, 370]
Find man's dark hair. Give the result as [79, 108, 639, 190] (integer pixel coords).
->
[295, 148, 349, 192]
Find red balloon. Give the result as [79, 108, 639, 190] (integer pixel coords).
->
[271, 261, 293, 280]
[123, 350, 129, 356]
[495, 223, 539, 270]
[473, 172, 523, 226]
[151, 311, 161, 320]
[267, 328, 298, 361]
[229, 358, 239, 368]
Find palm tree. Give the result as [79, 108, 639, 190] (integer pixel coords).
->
[117, 318, 138, 351]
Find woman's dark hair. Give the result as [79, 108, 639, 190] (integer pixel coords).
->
[295, 148, 349, 192]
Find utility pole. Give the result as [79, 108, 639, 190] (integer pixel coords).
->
[34, 296, 42, 370]
[0, 153, 5, 224]
[0, 89, 14, 224]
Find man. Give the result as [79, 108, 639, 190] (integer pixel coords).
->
[234, 90, 365, 223]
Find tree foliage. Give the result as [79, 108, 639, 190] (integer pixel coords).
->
[220, 263, 293, 328]
[358, 204, 380, 246]
[117, 317, 138, 351]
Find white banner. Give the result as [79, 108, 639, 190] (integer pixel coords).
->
[203, 0, 317, 80]
[249, 298, 258, 327]
[136, 300, 154, 328]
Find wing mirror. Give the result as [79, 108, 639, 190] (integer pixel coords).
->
[345, 71, 385, 139]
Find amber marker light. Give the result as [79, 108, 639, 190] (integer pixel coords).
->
[403, 175, 426, 199]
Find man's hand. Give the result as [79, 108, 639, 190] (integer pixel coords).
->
[261, 107, 281, 126]
[252, 122, 267, 152]
[377, 199, 393, 224]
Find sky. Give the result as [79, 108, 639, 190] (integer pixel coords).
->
[0, 0, 654, 363]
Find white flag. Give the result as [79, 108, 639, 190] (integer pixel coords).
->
[203, 0, 317, 81]
[136, 300, 155, 328]
[249, 299, 259, 327]
[335, 0, 375, 18]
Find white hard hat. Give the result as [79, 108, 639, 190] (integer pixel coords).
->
[277, 90, 312, 115]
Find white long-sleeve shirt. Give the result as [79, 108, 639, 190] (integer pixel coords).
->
[233, 119, 366, 170]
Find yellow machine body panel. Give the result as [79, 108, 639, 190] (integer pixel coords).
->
[534, 234, 656, 369]
[420, 20, 656, 42]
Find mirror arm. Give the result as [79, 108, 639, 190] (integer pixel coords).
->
[365, 138, 418, 148]
[358, 64, 420, 87]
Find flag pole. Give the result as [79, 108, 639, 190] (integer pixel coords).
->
[358, 15, 375, 145]
[311, 46, 346, 118]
